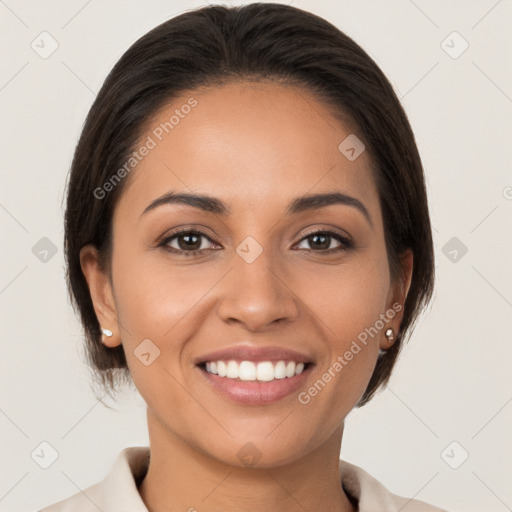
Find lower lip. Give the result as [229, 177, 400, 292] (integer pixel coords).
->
[197, 364, 314, 404]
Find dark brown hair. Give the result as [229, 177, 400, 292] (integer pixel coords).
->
[64, 2, 435, 406]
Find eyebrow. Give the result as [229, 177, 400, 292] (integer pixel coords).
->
[141, 191, 373, 227]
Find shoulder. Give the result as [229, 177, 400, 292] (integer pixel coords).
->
[37, 446, 150, 512]
[37, 480, 106, 512]
[340, 460, 451, 512]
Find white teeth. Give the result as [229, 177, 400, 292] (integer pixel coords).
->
[226, 360, 238, 378]
[239, 361, 256, 381]
[204, 360, 308, 381]
[256, 361, 274, 381]
[217, 360, 227, 377]
[274, 361, 287, 379]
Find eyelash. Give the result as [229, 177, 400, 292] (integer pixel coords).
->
[158, 227, 354, 257]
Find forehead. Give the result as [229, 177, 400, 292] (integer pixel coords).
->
[117, 81, 379, 221]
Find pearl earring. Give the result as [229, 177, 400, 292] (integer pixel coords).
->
[101, 328, 113, 338]
[385, 328, 394, 341]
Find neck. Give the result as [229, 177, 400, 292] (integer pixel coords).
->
[138, 409, 356, 512]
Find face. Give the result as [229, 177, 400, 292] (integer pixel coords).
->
[81, 81, 412, 468]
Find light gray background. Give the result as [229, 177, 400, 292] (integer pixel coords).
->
[1, 1, 511, 511]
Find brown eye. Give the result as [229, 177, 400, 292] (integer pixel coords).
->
[160, 229, 218, 255]
[306, 233, 332, 250]
[175, 233, 202, 251]
[295, 230, 353, 252]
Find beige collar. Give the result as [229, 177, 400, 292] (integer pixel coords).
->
[40, 446, 448, 512]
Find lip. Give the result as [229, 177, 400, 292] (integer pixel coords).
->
[194, 344, 314, 365]
[196, 363, 314, 404]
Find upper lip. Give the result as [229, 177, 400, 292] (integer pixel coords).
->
[194, 344, 315, 365]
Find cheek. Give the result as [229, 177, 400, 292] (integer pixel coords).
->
[109, 246, 225, 394]
[296, 247, 391, 344]
[292, 248, 390, 405]
[111, 241, 210, 337]
[109, 252, 201, 412]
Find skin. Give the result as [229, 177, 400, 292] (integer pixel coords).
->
[80, 81, 413, 512]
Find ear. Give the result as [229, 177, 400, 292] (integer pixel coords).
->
[380, 249, 413, 350]
[79, 244, 121, 348]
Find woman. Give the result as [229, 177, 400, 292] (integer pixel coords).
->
[40, 2, 448, 510]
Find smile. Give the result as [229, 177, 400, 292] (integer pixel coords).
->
[204, 360, 308, 381]
[196, 360, 314, 404]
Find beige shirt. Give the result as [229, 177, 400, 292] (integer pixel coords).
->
[39, 446, 449, 511]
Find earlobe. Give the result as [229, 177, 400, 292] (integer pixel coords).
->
[381, 327, 395, 351]
[79, 244, 122, 348]
[380, 249, 414, 351]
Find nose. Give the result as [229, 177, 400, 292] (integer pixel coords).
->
[216, 248, 300, 331]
